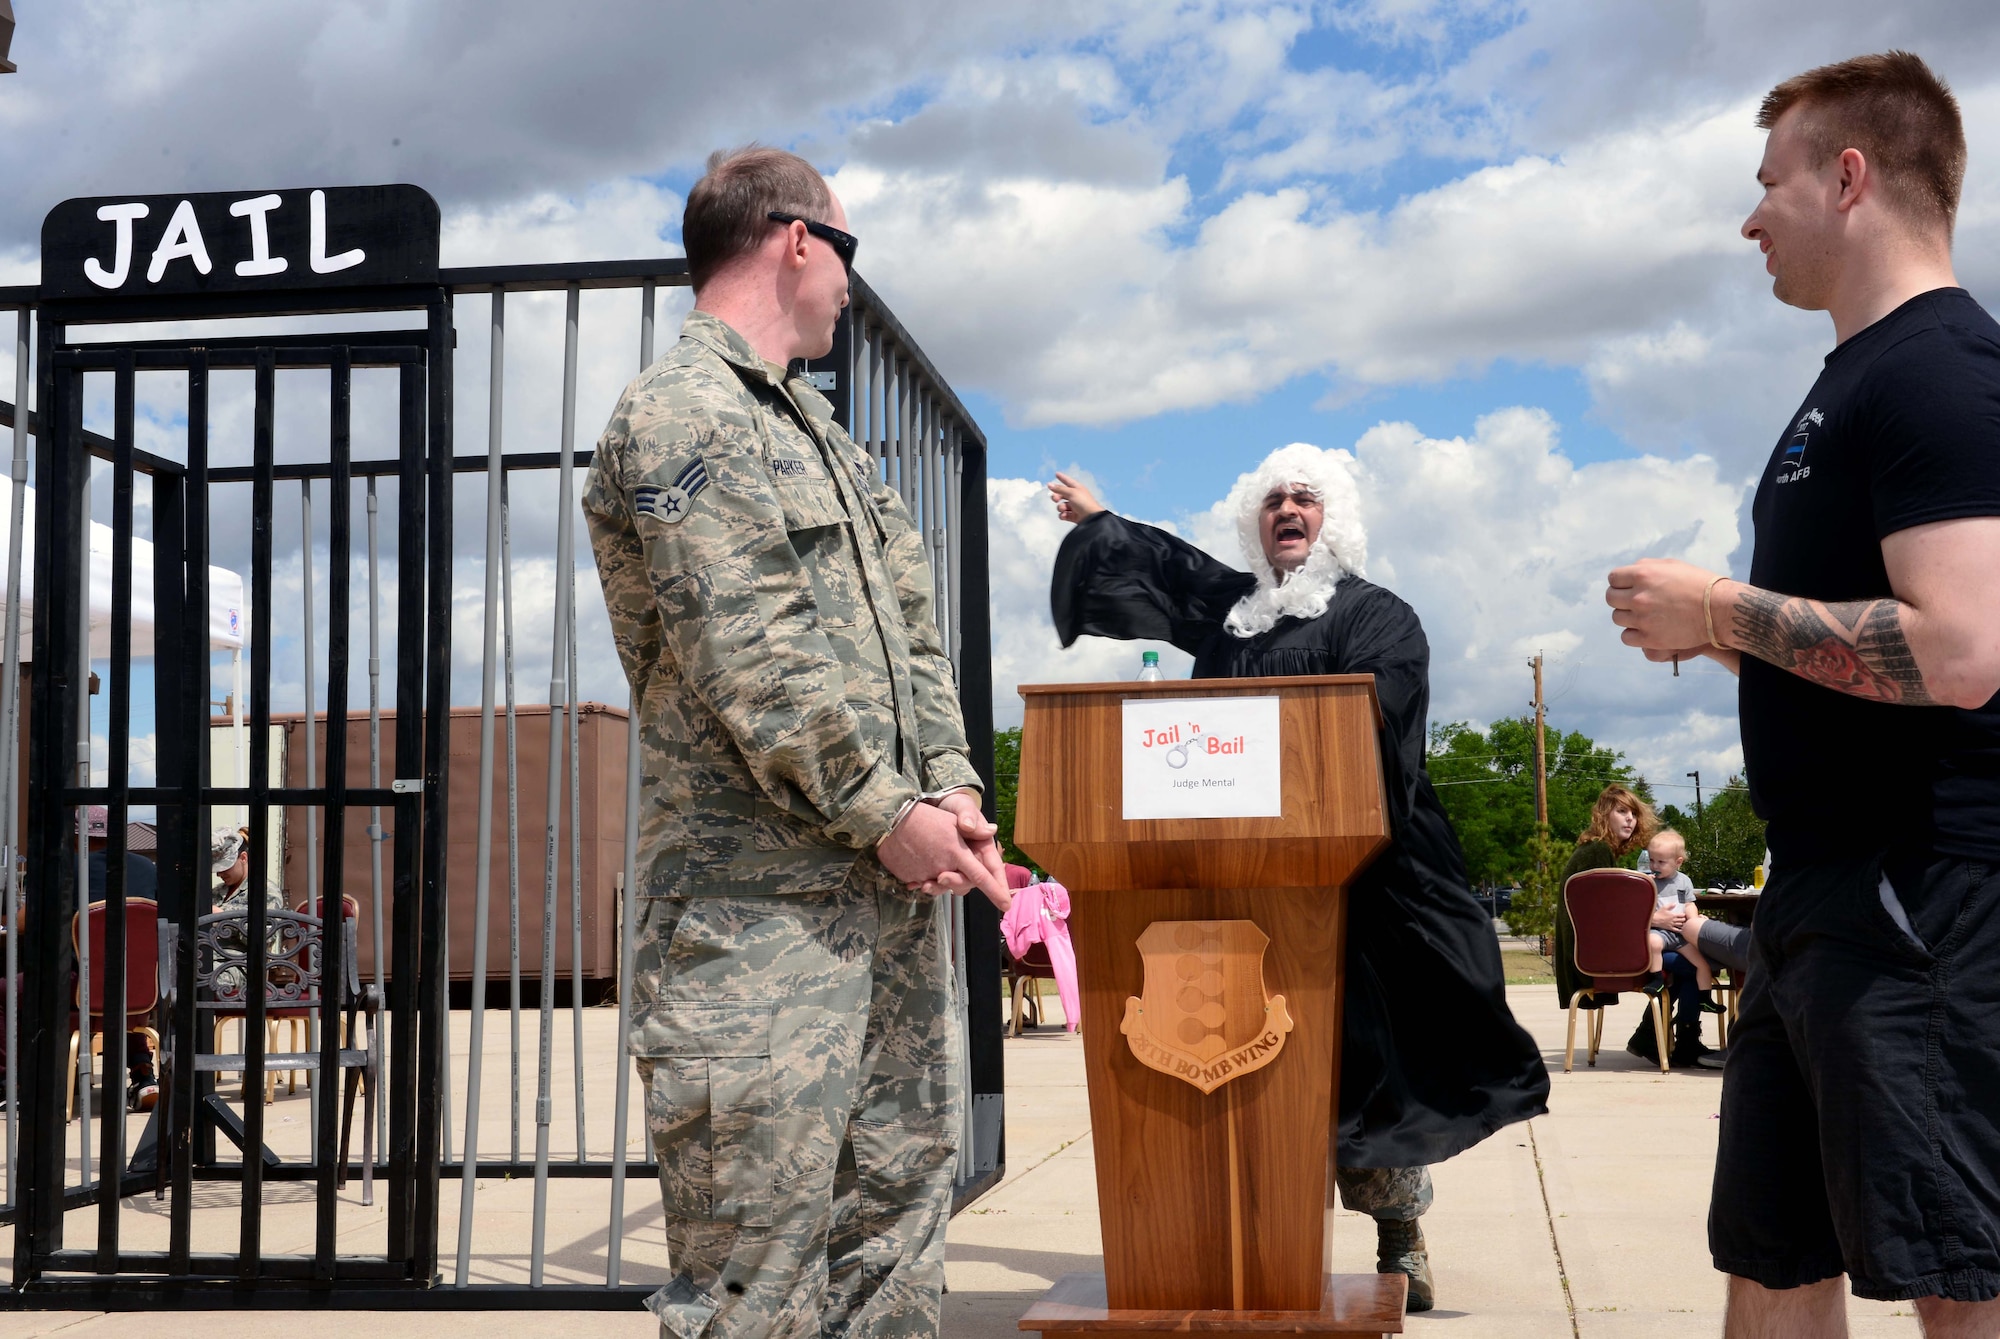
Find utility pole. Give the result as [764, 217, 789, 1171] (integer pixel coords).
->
[1531, 653, 1547, 827]
[1687, 770, 1703, 819]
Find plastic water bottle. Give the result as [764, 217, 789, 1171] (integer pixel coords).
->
[1136, 650, 1164, 682]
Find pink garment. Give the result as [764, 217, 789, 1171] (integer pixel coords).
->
[1000, 880, 1080, 1033]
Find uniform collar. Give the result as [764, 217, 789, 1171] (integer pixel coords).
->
[683, 309, 790, 389]
[684, 308, 843, 453]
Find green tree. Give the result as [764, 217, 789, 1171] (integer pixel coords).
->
[1427, 715, 1651, 894]
[1506, 822, 1562, 940]
[991, 726, 1032, 870]
[1659, 776, 1766, 887]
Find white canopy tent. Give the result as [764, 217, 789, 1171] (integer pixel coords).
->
[0, 476, 245, 663]
[0, 475, 252, 808]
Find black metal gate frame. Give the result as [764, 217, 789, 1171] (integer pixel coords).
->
[10, 280, 459, 1305]
[0, 257, 1004, 1308]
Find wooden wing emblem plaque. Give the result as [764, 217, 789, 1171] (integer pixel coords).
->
[1120, 920, 1294, 1094]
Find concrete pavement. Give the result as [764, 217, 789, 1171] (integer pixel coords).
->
[943, 984, 1924, 1338]
[0, 985, 1933, 1336]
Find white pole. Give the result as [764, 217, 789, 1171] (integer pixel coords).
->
[607, 281, 654, 1284]
[456, 290, 507, 1283]
[530, 284, 581, 1286]
[232, 647, 245, 820]
[364, 479, 386, 1163]
[2, 306, 31, 1179]
[75, 458, 92, 1184]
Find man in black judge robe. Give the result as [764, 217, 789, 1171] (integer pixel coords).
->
[1046, 446, 1550, 1312]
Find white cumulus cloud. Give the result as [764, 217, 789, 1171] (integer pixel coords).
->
[992, 408, 1751, 785]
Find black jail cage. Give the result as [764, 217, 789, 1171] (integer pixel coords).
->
[0, 182, 1004, 1308]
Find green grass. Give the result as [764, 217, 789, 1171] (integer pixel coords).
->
[1502, 948, 1556, 985]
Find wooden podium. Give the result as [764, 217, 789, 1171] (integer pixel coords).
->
[1012, 676, 1405, 1338]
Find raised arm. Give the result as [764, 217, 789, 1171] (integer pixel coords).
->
[1047, 474, 1255, 654]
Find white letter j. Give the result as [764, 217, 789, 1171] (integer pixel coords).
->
[83, 203, 150, 289]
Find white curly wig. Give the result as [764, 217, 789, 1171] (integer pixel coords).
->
[1221, 442, 1368, 639]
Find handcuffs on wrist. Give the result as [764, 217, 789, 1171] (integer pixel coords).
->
[884, 788, 982, 891]
[885, 787, 976, 842]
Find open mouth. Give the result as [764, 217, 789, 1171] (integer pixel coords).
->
[1274, 521, 1306, 544]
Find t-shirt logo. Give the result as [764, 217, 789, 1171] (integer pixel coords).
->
[634, 458, 710, 526]
[1777, 407, 1821, 484]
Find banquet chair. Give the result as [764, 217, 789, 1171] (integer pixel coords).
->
[1562, 868, 1670, 1075]
[66, 898, 164, 1122]
[1006, 941, 1061, 1037]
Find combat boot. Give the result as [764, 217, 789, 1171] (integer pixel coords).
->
[1670, 1018, 1715, 1069]
[1376, 1217, 1434, 1313]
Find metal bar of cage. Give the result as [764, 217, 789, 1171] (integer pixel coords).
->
[529, 283, 581, 1286]
[2, 308, 25, 1194]
[314, 346, 355, 1266]
[605, 280, 653, 1288]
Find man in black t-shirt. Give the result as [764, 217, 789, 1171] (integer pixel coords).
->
[1607, 53, 2000, 1334]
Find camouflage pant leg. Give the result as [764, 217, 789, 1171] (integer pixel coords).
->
[823, 872, 961, 1339]
[1334, 1165, 1433, 1223]
[630, 864, 957, 1339]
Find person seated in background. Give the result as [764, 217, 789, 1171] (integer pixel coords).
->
[1645, 830, 1713, 990]
[210, 827, 254, 905]
[78, 806, 161, 1112]
[1556, 786, 1715, 1067]
[85, 804, 156, 906]
[207, 827, 288, 1003]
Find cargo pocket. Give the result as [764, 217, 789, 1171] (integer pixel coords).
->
[631, 1001, 776, 1226]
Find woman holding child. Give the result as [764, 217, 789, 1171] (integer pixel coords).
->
[1554, 785, 1718, 1067]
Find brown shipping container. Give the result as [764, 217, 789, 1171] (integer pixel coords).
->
[273, 702, 630, 986]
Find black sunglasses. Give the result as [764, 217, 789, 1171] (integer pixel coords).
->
[768, 212, 858, 273]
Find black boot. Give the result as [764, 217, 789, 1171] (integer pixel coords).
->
[1624, 1015, 1659, 1064]
[1670, 1019, 1714, 1069]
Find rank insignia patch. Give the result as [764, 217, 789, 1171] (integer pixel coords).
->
[635, 458, 709, 526]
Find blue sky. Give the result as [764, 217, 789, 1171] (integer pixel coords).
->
[7, 1, 2000, 790]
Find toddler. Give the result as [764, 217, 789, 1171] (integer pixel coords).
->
[1646, 830, 1713, 989]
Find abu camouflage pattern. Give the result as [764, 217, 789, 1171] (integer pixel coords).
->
[630, 863, 961, 1338]
[1334, 1163, 1433, 1223]
[589, 310, 975, 1337]
[584, 310, 980, 902]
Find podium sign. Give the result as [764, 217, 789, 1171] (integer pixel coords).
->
[1015, 676, 1405, 1337]
[1120, 695, 1282, 819]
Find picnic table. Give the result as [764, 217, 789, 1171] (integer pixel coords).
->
[1695, 890, 1759, 926]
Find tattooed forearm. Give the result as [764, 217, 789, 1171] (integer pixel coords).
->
[1729, 587, 1935, 705]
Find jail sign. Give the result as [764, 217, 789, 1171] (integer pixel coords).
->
[40, 184, 441, 299]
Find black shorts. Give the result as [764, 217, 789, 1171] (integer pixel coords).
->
[1710, 852, 2000, 1301]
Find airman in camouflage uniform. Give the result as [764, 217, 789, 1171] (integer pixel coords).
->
[585, 213, 987, 1333]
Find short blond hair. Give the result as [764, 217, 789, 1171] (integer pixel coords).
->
[1649, 829, 1687, 858]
